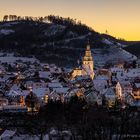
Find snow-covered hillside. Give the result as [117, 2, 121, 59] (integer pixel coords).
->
[0, 29, 15, 35]
[0, 20, 137, 67]
[93, 48, 137, 67]
[44, 24, 66, 37]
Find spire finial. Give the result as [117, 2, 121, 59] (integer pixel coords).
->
[87, 38, 90, 45]
[77, 59, 80, 65]
[86, 39, 90, 50]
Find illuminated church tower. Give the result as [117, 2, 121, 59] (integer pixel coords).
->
[71, 43, 95, 79]
[82, 43, 94, 79]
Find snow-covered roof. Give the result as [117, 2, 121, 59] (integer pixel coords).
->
[7, 89, 29, 97]
[119, 80, 131, 88]
[11, 84, 20, 90]
[32, 88, 50, 97]
[126, 68, 140, 78]
[86, 92, 98, 99]
[110, 67, 124, 72]
[103, 88, 116, 99]
[0, 77, 7, 82]
[0, 74, 11, 82]
[93, 79, 108, 92]
[135, 83, 140, 89]
[76, 75, 90, 81]
[48, 82, 63, 88]
[7, 90, 21, 96]
[131, 100, 140, 107]
[50, 129, 58, 135]
[39, 71, 51, 79]
[53, 87, 69, 94]
[0, 130, 16, 139]
[62, 130, 72, 136]
[96, 75, 109, 80]
[3, 105, 27, 110]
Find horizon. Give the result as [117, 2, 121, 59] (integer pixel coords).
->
[0, 0, 140, 41]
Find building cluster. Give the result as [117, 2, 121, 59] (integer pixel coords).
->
[0, 43, 140, 113]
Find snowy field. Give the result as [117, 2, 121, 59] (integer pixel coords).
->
[0, 53, 39, 64]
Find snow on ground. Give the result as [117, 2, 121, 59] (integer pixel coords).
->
[44, 24, 66, 37]
[102, 39, 114, 45]
[64, 34, 89, 43]
[0, 22, 19, 27]
[0, 29, 15, 35]
[65, 31, 77, 38]
[0, 134, 50, 140]
[0, 53, 39, 64]
[93, 48, 137, 67]
[102, 38, 127, 48]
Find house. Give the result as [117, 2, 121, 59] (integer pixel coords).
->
[110, 67, 124, 76]
[126, 68, 140, 80]
[125, 94, 134, 105]
[0, 97, 8, 106]
[132, 83, 140, 99]
[49, 90, 62, 101]
[93, 79, 108, 92]
[116, 81, 132, 100]
[32, 87, 50, 99]
[110, 67, 126, 82]
[103, 87, 116, 107]
[25, 80, 47, 89]
[48, 82, 63, 88]
[64, 88, 85, 102]
[39, 71, 51, 79]
[0, 130, 16, 140]
[85, 86, 102, 106]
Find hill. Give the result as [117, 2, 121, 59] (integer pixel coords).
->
[124, 43, 140, 58]
[0, 15, 137, 67]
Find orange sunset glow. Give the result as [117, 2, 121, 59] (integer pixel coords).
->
[0, 0, 140, 41]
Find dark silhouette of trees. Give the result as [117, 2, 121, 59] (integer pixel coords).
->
[25, 90, 39, 113]
[3, 15, 8, 21]
[2, 14, 93, 34]
[132, 60, 137, 68]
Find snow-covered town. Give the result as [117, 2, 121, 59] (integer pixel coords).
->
[0, 42, 140, 139]
[1, 0, 140, 139]
[0, 43, 140, 114]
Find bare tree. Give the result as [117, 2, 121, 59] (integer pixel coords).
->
[3, 15, 8, 21]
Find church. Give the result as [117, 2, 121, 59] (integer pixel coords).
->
[71, 43, 95, 79]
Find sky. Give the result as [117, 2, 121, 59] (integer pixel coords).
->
[0, 0, 140, 41]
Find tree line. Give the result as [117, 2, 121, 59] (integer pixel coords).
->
[3, 15, 44, 22]
[2, 14, 92, 30]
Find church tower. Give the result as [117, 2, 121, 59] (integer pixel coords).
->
[82, 43, 94, 79]
[71, 42, 95, 80]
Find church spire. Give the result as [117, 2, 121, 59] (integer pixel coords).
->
[83, 42, 92, 61]
[82, 42, 94, 79]
[86, 42, 90, 51]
